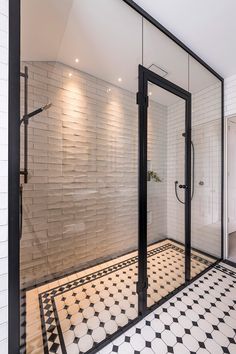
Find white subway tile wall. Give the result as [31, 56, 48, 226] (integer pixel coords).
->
[167, 83, 222, 258]
[167, 99, 185, 244]
[147, 98, 167, 244]
[225, 74, 236, 116]
[0, 0, 8, 352]
[191, 84, 222, 257]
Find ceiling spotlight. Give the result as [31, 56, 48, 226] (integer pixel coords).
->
[75, 58, 79, 63]
[149, 92, 152, 96]
[68, 73, 72, 77]
[107, 88, 111, 93]
[118, 77, 122, 82]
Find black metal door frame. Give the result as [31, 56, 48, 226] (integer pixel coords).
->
[137, 65, 192, 315]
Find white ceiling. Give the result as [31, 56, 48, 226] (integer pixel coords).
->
[21, 0, 221, 106]
[134, 0, 236, 79]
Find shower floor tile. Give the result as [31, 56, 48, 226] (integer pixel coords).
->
[22, 239, 215, 354]
[98, 262, 236, 354]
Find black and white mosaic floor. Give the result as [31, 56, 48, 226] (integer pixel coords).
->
[23, 239, 218, 354]
[98, 263, 236, 354]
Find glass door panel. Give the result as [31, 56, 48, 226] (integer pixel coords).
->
[137, 65, 191, 313]
[147, 83, 187, 308]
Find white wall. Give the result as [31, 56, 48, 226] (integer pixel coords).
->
[0, 0, 8, 352]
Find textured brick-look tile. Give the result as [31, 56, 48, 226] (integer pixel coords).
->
[21, 240, 214, 354]
[99, 262, 236, 354]
[20, 61, 167, 288]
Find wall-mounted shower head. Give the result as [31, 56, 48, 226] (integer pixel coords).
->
[182, 132, 186, 138]
[20, 102, 52, 125]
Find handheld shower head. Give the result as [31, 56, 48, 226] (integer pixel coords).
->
[20, 102, 52, 125]
[42, 103, 52, 111]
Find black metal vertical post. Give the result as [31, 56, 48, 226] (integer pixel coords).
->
[185, 98, 192, 282]
[23, 66, 28, 183]
[137, 65, 148, 315]
[9, 0, 20, 352]
[221, 80, 224, 259]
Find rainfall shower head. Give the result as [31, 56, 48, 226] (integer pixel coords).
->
[20, 103, 52, 125]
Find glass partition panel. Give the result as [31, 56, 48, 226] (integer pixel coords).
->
[189, 56, 222, 275]
[20, 0, 142, 352]
[143, 18, 189, 91]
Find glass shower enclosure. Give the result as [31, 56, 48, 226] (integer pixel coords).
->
[18, 1, 223, 353]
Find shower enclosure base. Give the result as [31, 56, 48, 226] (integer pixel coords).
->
[21, 239, 215, 354]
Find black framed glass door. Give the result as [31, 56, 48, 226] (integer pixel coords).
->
[137, 65, 192, 314]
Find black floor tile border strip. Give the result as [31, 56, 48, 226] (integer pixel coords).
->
[39, 295, 50, 354]
[51, 297, 67, 354]
[215, 263, 236, 278]
[223, 259, 236, 269]
[168, 237, 218, 262]
[39, 241, 214, 354]
[19, 289, 26, 354]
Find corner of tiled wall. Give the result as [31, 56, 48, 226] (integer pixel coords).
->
[0, 0, 8, 352]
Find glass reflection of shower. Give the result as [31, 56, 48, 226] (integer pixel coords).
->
[175, 132, 195, 204]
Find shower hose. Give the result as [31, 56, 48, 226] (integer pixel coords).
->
[175, 141, 195, 204]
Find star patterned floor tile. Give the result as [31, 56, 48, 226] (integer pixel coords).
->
[98, 262, 236, 354]
[20, 239, 220, 354]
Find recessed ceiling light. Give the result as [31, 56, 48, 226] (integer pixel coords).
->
[75, 58, 79, 63]
[68, 73, 72, 77]
[118, 77, 122, 82]
[149, 92, 152, 96]
[107, 88, 111, 93]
